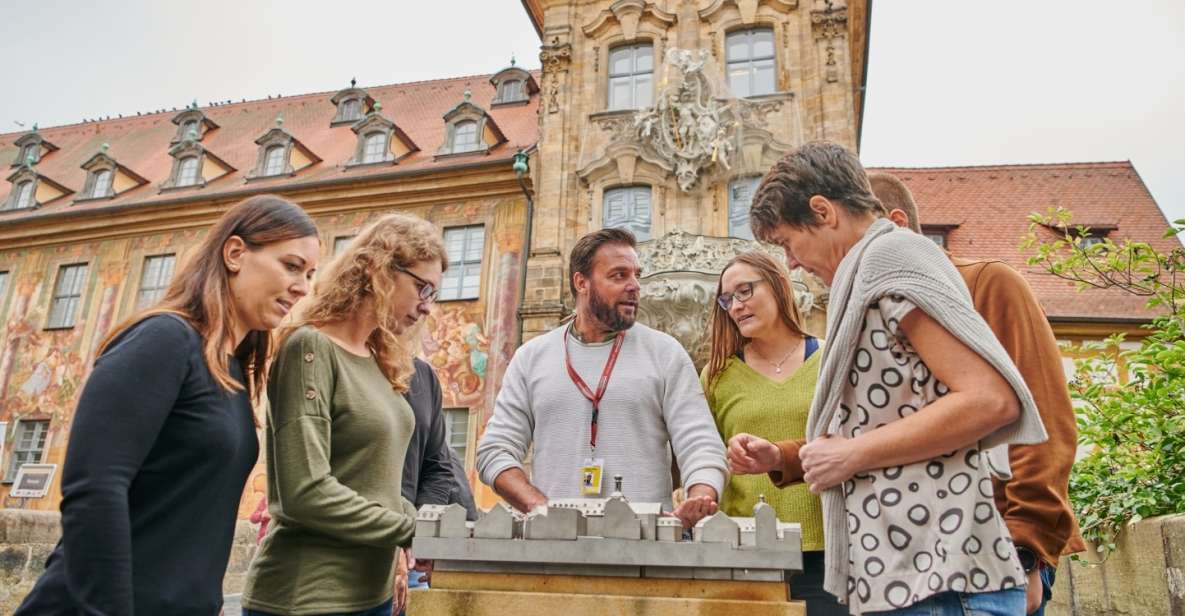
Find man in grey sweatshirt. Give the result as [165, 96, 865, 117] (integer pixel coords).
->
[476, 228, 729, 527]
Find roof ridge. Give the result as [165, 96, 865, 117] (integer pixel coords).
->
[0, 69, 541, 139]
[869, 160, 1133, 172]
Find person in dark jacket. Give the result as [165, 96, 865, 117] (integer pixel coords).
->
[16, 195, 320, 616]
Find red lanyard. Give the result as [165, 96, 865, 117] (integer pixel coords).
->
[563, 326, 626, 450]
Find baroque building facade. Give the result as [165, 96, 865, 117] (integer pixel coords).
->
[0, 0, 1176, 512]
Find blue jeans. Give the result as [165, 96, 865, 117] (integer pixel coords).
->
[867, 587, 1025, 615]
[1030, 566, 1056, 616]
[243, 598, 393, 616]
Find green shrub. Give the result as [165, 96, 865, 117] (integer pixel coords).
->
[1023, 208, 1185, 560]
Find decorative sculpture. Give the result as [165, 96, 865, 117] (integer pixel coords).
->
[633, 49, 739, 192]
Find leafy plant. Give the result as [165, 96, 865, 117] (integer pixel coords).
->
[1023, 208, 1185, 560]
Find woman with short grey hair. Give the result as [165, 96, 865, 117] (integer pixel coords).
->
[729, 142, 1047, 616]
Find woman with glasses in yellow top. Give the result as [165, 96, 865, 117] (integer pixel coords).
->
[701, 251, 842, 615]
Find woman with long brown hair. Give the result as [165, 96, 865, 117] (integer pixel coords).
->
[16, 195, 320, 616]
[241, 213, 446, 616]
[702, 251, 843, 615]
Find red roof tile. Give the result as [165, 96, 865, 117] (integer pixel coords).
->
[0, 72, 540, 220]
[869, 162, 1181, 322]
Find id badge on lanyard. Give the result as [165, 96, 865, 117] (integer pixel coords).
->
[564, 325, 625, 497]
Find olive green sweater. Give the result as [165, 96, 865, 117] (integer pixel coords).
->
[701, 351, 825, 552]
[242, 327, 417, 615]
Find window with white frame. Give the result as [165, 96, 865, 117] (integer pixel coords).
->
[137, 254, 176, 310]
[5, 420, 49, 483]
[452, 121, 480, 153]
[46, 263, 88, 329]
[10, 180, 35, 210]
[603, 186, 652, 241]
[728, 177, 760, 240]
[0, 270, 9, 305]
[20, 144, 38, 164]
[440, 225, 485, 301]
[262, 145, 287, 177]
[608, 43, 653, 110]
[726, 28, 776, 97]
[361, 132, 388, 164]
[340, 99, 362, 123]
[333, 235, 356, 256]
[499, 80, 524, 103]
[176, 156, 200, 187]
[90, 169, 113, 199]
[444, 408, 471, 463]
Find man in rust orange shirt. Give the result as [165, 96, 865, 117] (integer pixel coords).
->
[730, 173, 1084, 615]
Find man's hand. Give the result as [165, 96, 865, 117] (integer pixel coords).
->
[1025, 567, 1043, 614]
[392, 550, 410, 615]
[727, 433, 783, 475]
[800, 435, 861, 494]
[671, 484, 718, 528]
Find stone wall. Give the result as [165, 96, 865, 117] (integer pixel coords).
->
[1048, 514, 1185, 616]
[0, 508, 259, 614]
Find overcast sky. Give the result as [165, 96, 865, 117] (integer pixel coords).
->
[2, 0, 1181, 225]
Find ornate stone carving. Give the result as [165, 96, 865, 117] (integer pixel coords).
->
[635, 230, 827, 363]
[633, 49, 740, 192]
[811, 1, 847, 83]
[540, 37, 573, 114]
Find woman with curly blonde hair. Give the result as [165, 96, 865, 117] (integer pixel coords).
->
[241, 213, 447, 616]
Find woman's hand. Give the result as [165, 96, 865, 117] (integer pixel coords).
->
[800, 435, 861, 493]
[727, 433, 783, 475]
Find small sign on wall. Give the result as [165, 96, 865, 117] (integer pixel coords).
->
[11, 464, 57, 498]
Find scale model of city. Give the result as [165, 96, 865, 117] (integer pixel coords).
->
[413, 475, 803, 581]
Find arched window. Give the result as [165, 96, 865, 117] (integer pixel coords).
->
[452, 121, 479, 153]
[91, 170, 113, 199]
[362, 132, 388, 164]
[726, 28, 776, 97]
[608, 43, 654, 110]
[499, 80, 524, 103]
[13, 180, 35, 209]
[263, 145, 287, 176]
[176, 156, 200, 187]
[341, 99, 362, 122]
[603, 186, 652, 241]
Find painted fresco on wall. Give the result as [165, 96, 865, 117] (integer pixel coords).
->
[0, 230, 195, 510]
[420, 303, 490, 409]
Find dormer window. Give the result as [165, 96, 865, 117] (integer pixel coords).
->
[10, 128, 58, 167]
[12, 180, 34, 210]
[452, 121, 479, 153]
[361, 132, 388, 164]
[5, 159, 72, 211]
[489, 62, 538, 107]
[341, 99, 362, 122]
[90, 170, 113, 199]
[247, 116, 320, 181]
[177, 157, 200, 186]
[77, 143, 148, 202]
[161, 134, 233, 191]
[331, 80, 376, 127]
[346, 103, 417, 168]
[438, 90, 505, 158]
[170, 104, 218, 144]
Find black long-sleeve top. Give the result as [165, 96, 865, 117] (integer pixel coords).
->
[16, 314, 259, 616]
[401, 359, 477, 521]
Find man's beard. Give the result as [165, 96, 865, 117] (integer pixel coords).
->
[589, 284, 636, 332]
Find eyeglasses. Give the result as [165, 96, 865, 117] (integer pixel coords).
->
[393, 264, 439, 303]
[716, 280, 763, 311]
